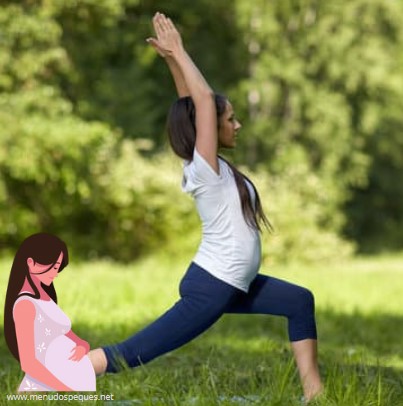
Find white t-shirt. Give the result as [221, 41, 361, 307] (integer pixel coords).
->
[182, 149, 261, 292]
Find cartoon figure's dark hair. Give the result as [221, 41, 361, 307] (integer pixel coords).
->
[167, 94, 272, 231]
[3, 233, 69, 361]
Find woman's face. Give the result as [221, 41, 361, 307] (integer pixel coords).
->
[27, 251, 63, 286]
[218, 101, 242, 149]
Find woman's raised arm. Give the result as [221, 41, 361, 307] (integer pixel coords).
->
[148, 12, 219, 173]
[147, 15, 190, 98]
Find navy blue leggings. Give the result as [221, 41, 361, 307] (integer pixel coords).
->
[103, 262, 317, 373]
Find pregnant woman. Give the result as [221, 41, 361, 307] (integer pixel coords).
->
[89, 13, 322, 402]
[4, 233, 95, 391]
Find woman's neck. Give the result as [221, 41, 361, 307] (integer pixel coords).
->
[20, 277, 51, 300]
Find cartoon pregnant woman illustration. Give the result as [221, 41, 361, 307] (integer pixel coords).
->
[3, 233, 96, 391]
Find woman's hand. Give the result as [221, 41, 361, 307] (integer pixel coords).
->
[65, 330, 90, 361]
[147, 12, 183, 58]
[69, 345, 87, 362]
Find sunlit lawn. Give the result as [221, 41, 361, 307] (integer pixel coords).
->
[1, 252, 403, 405]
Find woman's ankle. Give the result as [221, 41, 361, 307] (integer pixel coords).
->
[303, 380, 323, 402]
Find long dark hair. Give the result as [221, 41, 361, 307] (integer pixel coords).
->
[167, 94, 272, 232]
[4, 233, 69, 361]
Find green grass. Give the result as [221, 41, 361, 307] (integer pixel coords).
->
[1, 253, 403, 405]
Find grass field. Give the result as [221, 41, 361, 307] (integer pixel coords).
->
[1, 253, 403, 405]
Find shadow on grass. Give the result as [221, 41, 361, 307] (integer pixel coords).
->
[2, 309, 403, 366]
[1, 310, 403, 403]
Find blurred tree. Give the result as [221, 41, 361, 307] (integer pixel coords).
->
[49, 0, 247, 144]
[231, 0, 403, 250]
[345, 95, 403, 251]
[1, 0, 402, 261]
[0, 2, 74, 249]
[0, 2, 198, 259]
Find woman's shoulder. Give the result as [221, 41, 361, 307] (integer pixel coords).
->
[13, 296, 37, 318]
[14, 293, 37, 305]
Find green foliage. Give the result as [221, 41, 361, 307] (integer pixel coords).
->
[0, 2, 198, 261]
[0, 112, 198, 260]
[255, 166, 355, 266]
[231, 0, 403, 245]
[49, 0, 245, 142]
[0, 0, 402, 260]
[345, 85, 403, 251]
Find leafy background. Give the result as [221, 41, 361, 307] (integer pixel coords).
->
[1, 0, 402, 262]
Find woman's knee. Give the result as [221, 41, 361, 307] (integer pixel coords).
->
[288, 287, 317, 341]
[294, 287, 315, 315]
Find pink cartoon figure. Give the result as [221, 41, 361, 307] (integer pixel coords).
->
[4, 233, 96, 391]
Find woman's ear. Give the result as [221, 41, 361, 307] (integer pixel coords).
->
[27, 258, 34, 268]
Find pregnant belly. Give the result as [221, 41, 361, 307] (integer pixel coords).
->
[45, 335, 96, 391]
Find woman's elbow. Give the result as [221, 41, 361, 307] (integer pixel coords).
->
[194, 89, 215, 106]
[203, 89, 215, 100]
